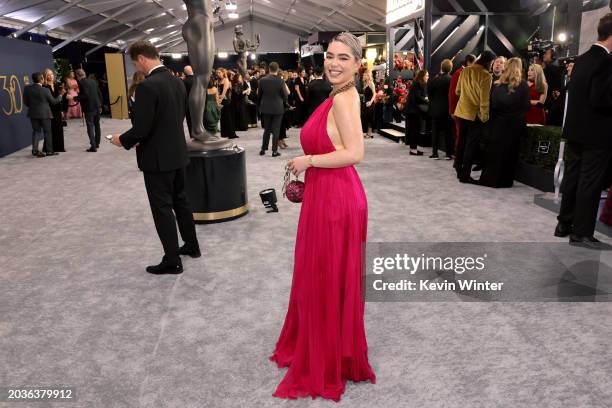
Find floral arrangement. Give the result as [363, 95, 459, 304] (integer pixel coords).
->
[393, 78, 408, 110]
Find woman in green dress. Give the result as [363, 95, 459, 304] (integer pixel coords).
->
[204, 75, 221, 134]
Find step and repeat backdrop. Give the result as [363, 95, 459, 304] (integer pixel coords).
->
[0, 37, 53, 158]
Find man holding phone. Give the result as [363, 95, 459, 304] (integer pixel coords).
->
[110, 40, 200, 274]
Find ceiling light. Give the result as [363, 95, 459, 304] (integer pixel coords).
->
[150, 37, 160, 43]
[250, 53, 256, 60]
[182, 4, 187, 10]
[557, 32, 567, 42]
[172, 53, 182, 59]
[226, 1, 237, 10]
[167, 24, 175, 28]
[218, 51, 228, 58]
[145, 28, 154, 33]
[228, 12, 239, 19]
[431, 19, 440, 29]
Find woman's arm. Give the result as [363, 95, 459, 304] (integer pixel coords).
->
[367, 84, 376, 106]
[539, 83, 548, 105]
[288, 91, 364, 175]
[295, 82, 303, 101]
[220, 79, 230, 99]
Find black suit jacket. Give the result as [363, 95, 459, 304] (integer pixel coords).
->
[183, 75, 193, 97]
[249, 77, 258, 102]
[427, 73, 451, 118]
[307, 78, 332, 113]
[77, 78, 102, 114]
[564, 45, 612, 148]
[120, 66, 189, 173]
[23, 84, 62, 119]
[405, 81, 428, 115]
[257, 74, 288, 115]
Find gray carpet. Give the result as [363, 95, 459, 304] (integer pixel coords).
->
[1, 118, 611, 408]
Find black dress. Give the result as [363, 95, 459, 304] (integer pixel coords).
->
[231, 83, 248, 131]
[404, 81, 428, 149]
[361, 85, 375, 132]
[43, 84, 66, 152]
[293, 77, 307, 127]
[219, 82, 237, 138]
[479, 81, 531, 188]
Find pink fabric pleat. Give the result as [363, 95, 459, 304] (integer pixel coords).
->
[270, 97, 376, 402]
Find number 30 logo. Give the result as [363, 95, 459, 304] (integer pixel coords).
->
[0, 75, 23, 116]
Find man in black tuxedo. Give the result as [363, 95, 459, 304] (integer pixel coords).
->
[555, 13, 612, 246]
[23, 71, 65, 157]
[257, 62, 288, 157]
[306, 65, 332, 118]
[75, 69, 103, 152]
[111, 41, 200, 274]
[427, 59, 454, 159]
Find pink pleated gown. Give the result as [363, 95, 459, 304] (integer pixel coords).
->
[270, 96, 376, 402]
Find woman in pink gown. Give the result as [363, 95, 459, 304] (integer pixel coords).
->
[270, 32, 376, 402]
[65, 71, 82, 119]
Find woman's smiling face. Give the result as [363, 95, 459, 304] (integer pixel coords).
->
[324, 41, 360, 86]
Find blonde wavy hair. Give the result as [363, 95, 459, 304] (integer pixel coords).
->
[529, 63, 547, 94]
[362, 71, 375, 94]
[498, 57, 523, 93]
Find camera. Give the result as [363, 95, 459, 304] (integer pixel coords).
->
[526, 39, 560, 59]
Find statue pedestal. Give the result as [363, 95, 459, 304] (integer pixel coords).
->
[185, 146, 248, 223]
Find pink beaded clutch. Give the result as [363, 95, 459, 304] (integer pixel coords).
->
[282, 164, 305, 203]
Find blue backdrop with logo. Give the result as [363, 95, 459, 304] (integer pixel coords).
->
[0, 37, 54, 158]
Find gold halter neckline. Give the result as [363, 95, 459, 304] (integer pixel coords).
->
[329, 80, 355, 97]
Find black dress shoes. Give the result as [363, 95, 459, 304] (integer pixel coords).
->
[46, 152, 58, 156]
[459, 177, 479, 184]
[272, 152, 281, 157]
[146, 258, 183, 275]
[33, 151, 45, 158]
[179, 243, 201, 258]
[569, 234, 600, 243]
[259, 150, 265, 156]
[554, 222, 572, 237]
[86, 147, 97, 152]
[569, 234, 602, 249]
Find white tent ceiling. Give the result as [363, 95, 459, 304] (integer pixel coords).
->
[0, 0, 386, 53]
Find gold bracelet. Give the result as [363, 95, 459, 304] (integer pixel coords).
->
[308, 155, 314, 167]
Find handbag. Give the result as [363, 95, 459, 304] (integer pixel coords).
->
[282, 164, 305, 203]
[418, 103, 429, 113]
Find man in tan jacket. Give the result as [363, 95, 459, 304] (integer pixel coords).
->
[454, 50, 496, 183]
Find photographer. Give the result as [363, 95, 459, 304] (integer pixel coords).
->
[555, 13, 612, 246]
[542, 49, 563, 113]
[547, 60, 574, 126]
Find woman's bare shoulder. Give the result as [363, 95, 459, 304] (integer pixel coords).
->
[332, 88, 360, 111]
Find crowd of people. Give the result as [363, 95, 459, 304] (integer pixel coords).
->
[23, 68, 107, 156]
[154, 62, 390, 156]
[23, 67, 109, 157]
[369, 48, 575, 188]
[22, 13, 609, 203]
[174, 63, 337, 153]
